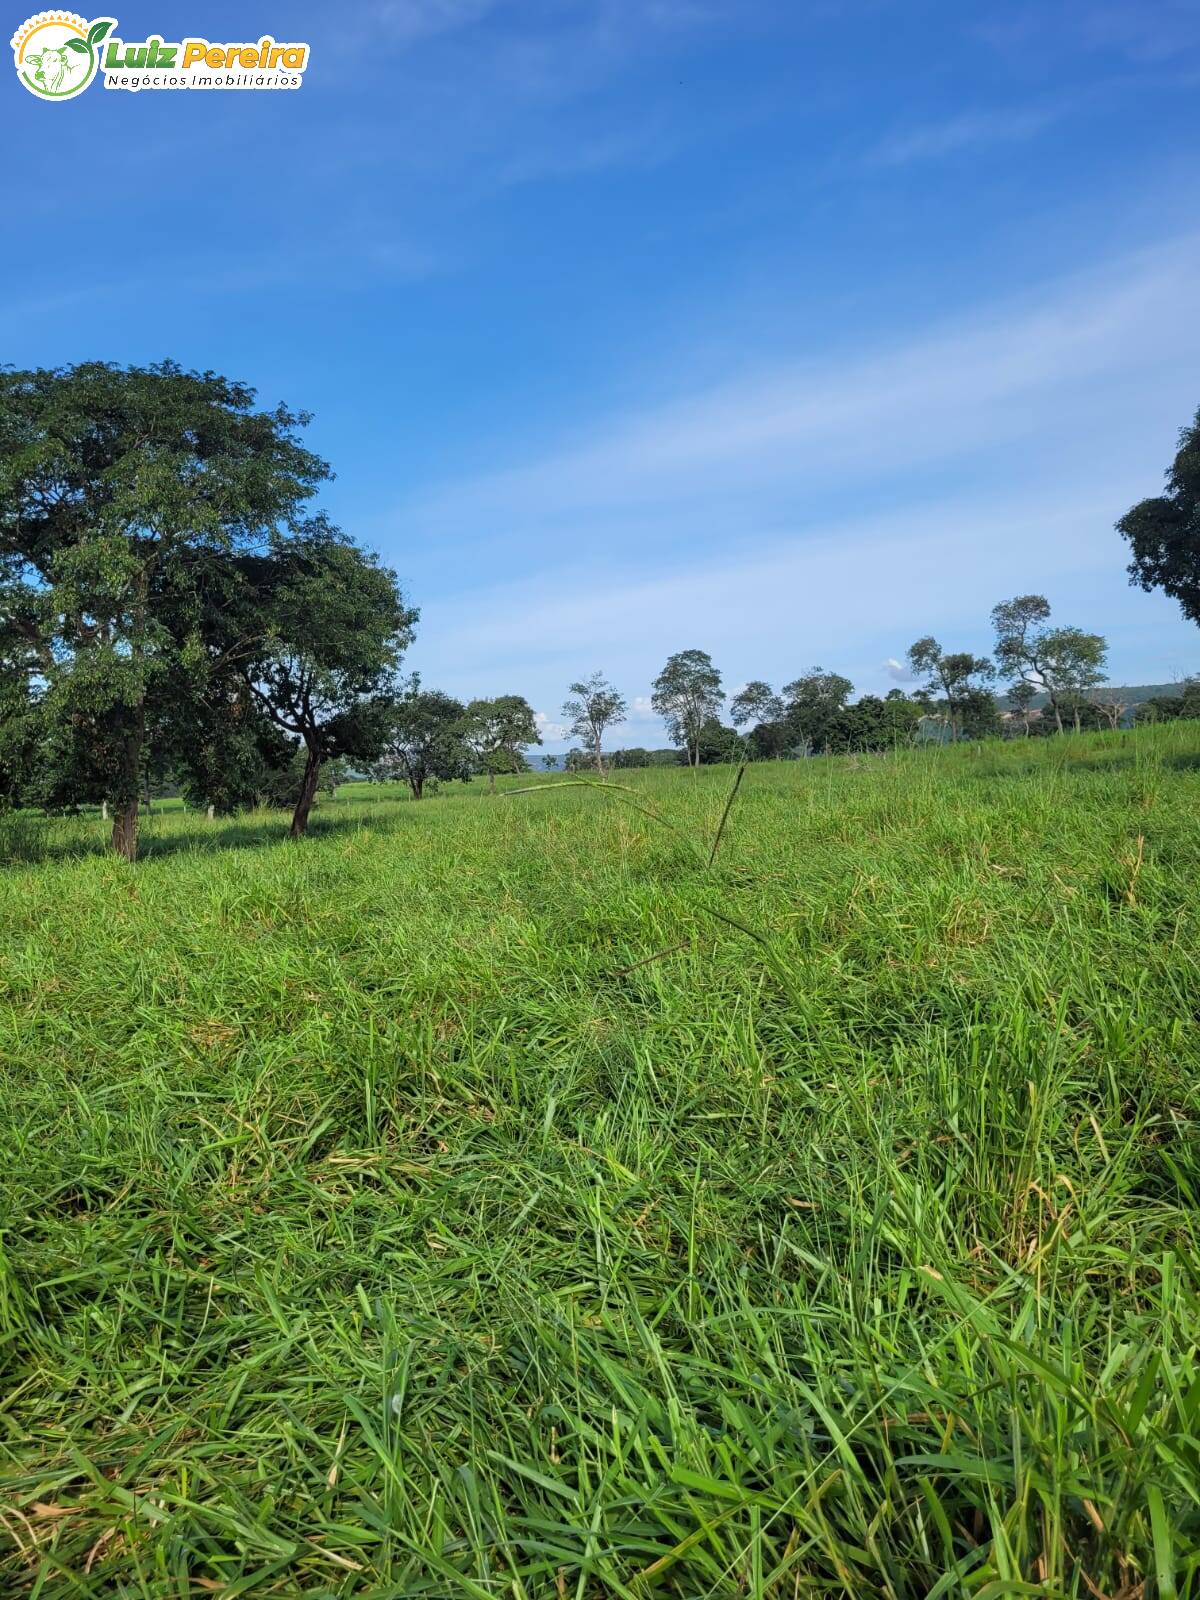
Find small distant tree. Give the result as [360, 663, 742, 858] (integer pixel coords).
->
[729, 680, 784, 727]
[781, 669, 853, 753]
[561, 672, 627, 775]
[612, 747, 651, 768]
[463, 695, 541, 791]
[827, 691, 921, 753]
[991, 595, 1107, 734]
[375, 682, 469, 800]
[1118, 407, 1200, 625]
[1086, 689, 1127, 731]
[907, 638, 995, 742]
[690, 717, 743, 765]
[958, 685, 1002, 741]
[1006, 679, 1038, 737]
[651, 649, 723, 768]
[541, 754, 557, 771]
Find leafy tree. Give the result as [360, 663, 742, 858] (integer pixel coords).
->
[745, 719, 792, 761]
[907, 637, 995, 742]
[374, 682, 469, 800]
[826, 692, 921, 753]
[781, 668, 853, 753]
[651, 649, 723, 768]
[690, 717, 743, 765]
[561, 671, 627, 775]
[1118, 408, 1200, 624]
[991, 595, 1107, 734]
[729, 680, 784, 728]
[957, 685, 1002, 741]
[463, 695, 541, 791]
[234, 530, 417, 837]
[0, 361, 336, 859]
[611, 747, 651, 768]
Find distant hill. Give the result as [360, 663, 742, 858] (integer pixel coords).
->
[997, 683, 1189, 712]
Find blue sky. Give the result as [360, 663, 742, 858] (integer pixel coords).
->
[5, 0, 1200, 750]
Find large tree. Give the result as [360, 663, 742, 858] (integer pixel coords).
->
[651, 649, 723, 768]
[907, 637, 995, 742]
[1118, 407, 1200, 623]
[991, 594, 1107, 734]
[0, 361, 334, 858]
[463, 695, 541, 791]
[561, 672, 627, 775]
[374, 681, 470, 800]
[234, 531, 416, 837]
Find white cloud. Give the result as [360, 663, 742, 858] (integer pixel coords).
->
[884, 658, 914, 682]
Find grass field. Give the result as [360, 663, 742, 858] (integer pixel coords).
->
[2, 730, 1199, 1598]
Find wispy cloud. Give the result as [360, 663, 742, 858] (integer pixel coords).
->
[866, 104, 1062, 167]
[975, 2, 1200, 66]
[406, 233, 1200, 542]
[367, 0, 500, 46]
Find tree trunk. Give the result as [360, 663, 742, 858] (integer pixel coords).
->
[488, 767, 496, 794]
[101, 800, 108, 822]
[1052, 700, 1064, 735]
[110, 714, 143, 861]
[289, 746, 322, 838]
[112, 799, 139, 862]
[410, 775, 424, 800]
[594, 744, 605, 776]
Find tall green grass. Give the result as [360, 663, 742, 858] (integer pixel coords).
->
[1, 729, 1198, 1596]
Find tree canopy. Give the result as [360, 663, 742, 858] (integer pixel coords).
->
[463, 695, 541, 790]
[991, 594, 1107, 734]
[374, 681, 470, 800]
[1118, 407, 1200, 625]
[651, 649, 723, 768]
[561, 672, 627, 775]
[907, 637, 995, 742]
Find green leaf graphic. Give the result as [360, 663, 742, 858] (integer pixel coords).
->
[87, 19, 113, 46]
[65, 37, 88, 52]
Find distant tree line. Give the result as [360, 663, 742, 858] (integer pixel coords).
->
[552, 604, 1125, 769]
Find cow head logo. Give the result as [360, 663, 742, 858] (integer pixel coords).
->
[11, 12, 114, 100]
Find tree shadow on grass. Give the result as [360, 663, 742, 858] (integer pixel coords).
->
[0, 805, 411, 869]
